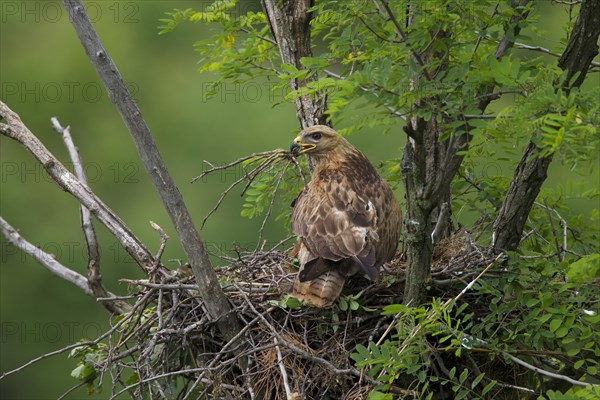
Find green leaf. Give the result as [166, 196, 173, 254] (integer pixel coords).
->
[300, 56, 329, 70]
[70, 364, 85, 379]
[368, 391, 393, 400]
[339, 297, 348, 311]
[472, 372, 485, 389]
[538, 313, 553, 324]
[125, 373, 139, 386]
[459, 368, 469, 384]
[526, 298, 539, 307]
[549, 318, 562, 333]
[449, 366, 457, 380]
[566, 254, 600, 283]
[587, 366, 598, 375]
[482, 380, 496, 395]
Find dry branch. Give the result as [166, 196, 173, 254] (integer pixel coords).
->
[61, 0, 241, 342]
[0, 289, 154, 381]
[2, 230, 588, 397]
[0, 101, 155, 271]
[0, 216, 93, 297]
[51, 117, 108, 301]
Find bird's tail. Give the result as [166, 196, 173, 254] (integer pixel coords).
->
[289, 270, 345, 308]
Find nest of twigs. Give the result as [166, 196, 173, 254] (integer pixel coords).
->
[100, 232, 499, 400]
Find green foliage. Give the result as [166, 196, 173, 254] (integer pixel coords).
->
[471, 253, 600, 372]
[350, 300, 501, 399]
[565, 254, 600, 283]
[541, 386, 600, 400]
[159, 1, 276, 101]
[269, 294, 304, 310]
[338, 291, 376, 313]
[350, 250, 599, 397]
[69, 342, 107, 395]
[240, 156, 306, 227]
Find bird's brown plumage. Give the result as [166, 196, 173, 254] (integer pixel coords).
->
[289, 125, 402, 307]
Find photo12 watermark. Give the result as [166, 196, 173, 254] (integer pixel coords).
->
[1, 1, 140, 24]
[1, 321, 103, 344]
[1, 238, 140, 266]
[1, 81, 140, 105]
[0, 161, 141, 185]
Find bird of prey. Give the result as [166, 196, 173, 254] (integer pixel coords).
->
[289, 125, 402, 307]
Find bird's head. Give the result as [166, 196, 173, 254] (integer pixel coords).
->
[290, 125, 341, 157]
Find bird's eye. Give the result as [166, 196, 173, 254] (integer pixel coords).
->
[310, 132, 322, 141]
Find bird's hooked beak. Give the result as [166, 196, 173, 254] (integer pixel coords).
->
[290, 136, 316, 157]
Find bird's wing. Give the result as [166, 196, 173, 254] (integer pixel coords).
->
[291, 170, 379, 279]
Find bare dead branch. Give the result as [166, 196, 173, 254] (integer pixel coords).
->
[494, 39, 600, 68]
[0, 289, 152, 381]
[0, 216, 131, 314]
[0, 216, 93, 296]
[274, 338, 294, 400]
[0, 102, 156, 272]
[457, 330, 597, 388]
[535, 201, 568, 262]
[202, 174, 249, 229]
[120, 279, 198, 292]
[51, 117, 108, 301]
[191, 150, 291, 183]
[60, 0, 241, 342]
[503, 351, 594, 388]
[236, 287, 382, 385]
[149, 221, 169, 274]
[57, 381, 87, 400]
[256, 159, 290, 246]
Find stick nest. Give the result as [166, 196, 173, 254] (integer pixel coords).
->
[97, 233, 500, 399]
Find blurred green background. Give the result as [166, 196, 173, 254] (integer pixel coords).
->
[0, 1, 597, 399]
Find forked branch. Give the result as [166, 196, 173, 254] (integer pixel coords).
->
[0, 101, 156, 271]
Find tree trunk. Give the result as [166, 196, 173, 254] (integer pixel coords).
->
[493, 0, 600, 252]
[557, 0, 600, 89]
[262, 0, 327, 128]
[492, 144, 552, 251]
[401, 0, 532, 305]
[401, 123, 434, 306]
